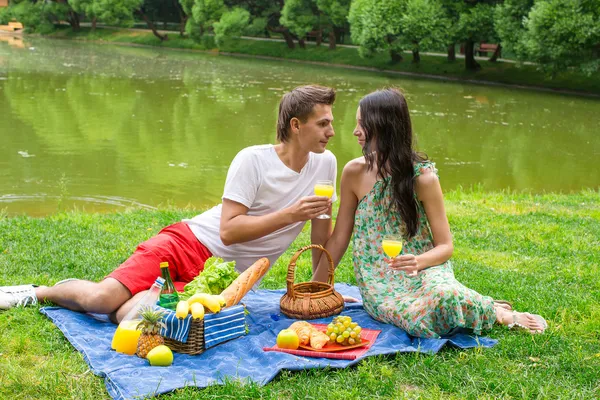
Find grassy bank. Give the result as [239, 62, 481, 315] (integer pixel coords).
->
[46, 27, 600, 96]
[1, 190, 599, 399]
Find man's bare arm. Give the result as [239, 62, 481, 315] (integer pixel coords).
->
[220, 196, 331, 246]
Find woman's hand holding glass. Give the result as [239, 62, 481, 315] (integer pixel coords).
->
[383, 235, 418, 276]
[388, 254, 419, 276]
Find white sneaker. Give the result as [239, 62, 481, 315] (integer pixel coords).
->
[0, 285, 38, 310]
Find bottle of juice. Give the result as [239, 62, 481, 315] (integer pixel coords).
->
[111, 277, 165, 355]
[158, 261, 179, 310]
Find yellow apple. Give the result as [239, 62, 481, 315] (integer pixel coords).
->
[146, 345, 174, 367]
[276, 329, 300, 350]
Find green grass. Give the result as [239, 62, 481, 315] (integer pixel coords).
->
[46, 27, 600, 95]
[1, 189, 599, 398]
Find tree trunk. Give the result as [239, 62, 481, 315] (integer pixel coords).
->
[298, 38, 306, 49]
[464, 40, 480, 70]
[390, 48, 403, 63]
[179, 15, 187, 37]
[268, 26, 295, 49]
[447, 43, 455, 62]
[412, 48, 420, 63]
[328, 30, 336, 50]
[137, 10, 168, 41]
[282, 30, 295, 49]
[171, 0, 187, 37]
[387, 35, 402, 63]
[68, 11, 80, 31]
[335, 26, 343, 45]
[315, 30, 322, 46]
[489, 44, 501, 62]
[91, 17, 97, 31]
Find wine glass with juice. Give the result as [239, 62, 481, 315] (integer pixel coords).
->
[313, 180, 334, 219]
[382, 235, 417, 277]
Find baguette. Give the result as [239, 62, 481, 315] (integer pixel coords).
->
[220, 257, 270, 307]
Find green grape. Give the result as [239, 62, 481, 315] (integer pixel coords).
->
[342, 331, 350, 338]
[353, 326, 362, 334]
[348, 338, 355, 345]
[336, 335, 344, 344]
[333, 327, 339, 334]
[350, 322, 358, 328]
[329, 333, 337, 341]
[350, 331, 357, 338]
[343, 320, 351, 328]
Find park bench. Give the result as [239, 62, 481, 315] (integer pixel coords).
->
[9, 22, 23, 30]
[478, 43, 500, 58]
[0, 21, 23, 32]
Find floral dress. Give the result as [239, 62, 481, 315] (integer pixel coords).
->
[352, 161, 496, 338]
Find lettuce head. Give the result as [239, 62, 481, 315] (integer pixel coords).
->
[181, 257, 239, 299]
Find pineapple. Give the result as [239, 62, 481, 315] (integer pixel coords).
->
[136, 306, 167, 358]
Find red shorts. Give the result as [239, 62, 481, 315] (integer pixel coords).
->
[108, 222, 212, 296]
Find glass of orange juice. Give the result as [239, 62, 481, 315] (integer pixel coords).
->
[382, 235, 416, 277]
[314, 179, 334, 219]
[111, 319, 142, 355]
[382, 235, 403, 259]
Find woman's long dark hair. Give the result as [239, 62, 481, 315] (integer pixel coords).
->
[359, 88, 427, 238]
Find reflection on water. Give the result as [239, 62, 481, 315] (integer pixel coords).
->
[0, 38, 598, 216]
[0, 33, 24, 49]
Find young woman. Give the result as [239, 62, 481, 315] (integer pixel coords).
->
[315, 88, 546, 338]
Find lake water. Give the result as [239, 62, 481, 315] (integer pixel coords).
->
[1, 37, 598, 216]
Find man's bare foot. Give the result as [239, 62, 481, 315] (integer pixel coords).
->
[495, 307, 547, 334]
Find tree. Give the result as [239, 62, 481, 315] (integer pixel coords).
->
[229, 0, 297, 49]
[173, 0, 191, 36]
[400, 0, 450, 63]
[494, 0, 534, 58]
[280, 0, 318, 48]
[213, 7, 250, 44]
[316, 0, 350, 49]
[2, 0, 70, 33]
[348, 0, 407, 63]
[455, 2, 497, 70]
[70, 0, 142, 31]
[191, 0, 225, 32]
[521, 0, 599, 75]
[438, 0, 463, 61]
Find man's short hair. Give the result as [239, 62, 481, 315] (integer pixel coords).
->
[277, 85, 336, 142]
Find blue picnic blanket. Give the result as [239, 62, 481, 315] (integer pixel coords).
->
[40, 284, 497, 400]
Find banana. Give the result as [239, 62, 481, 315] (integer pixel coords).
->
[190, 302, 205, 320]
[214, 294, 227, 308]
[175, 300, 189, 319]
[187, 293, 221, 313]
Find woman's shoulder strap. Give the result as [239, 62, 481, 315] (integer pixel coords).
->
[413, 160, 439, 179]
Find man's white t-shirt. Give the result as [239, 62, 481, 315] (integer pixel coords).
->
[183, 145, 337, 272]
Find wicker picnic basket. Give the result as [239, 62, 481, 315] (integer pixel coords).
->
[164, 319, 205, 356]
[280, 244, 344, 320]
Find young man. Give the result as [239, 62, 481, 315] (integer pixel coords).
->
[0, 85, 338, 322]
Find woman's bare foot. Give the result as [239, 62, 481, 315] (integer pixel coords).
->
[493, 300, 513, 311]
[495, 307, 547, 334]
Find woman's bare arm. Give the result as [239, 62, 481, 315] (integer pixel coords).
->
[312, 162, 361, 282]
[389, 169, 453, 273]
